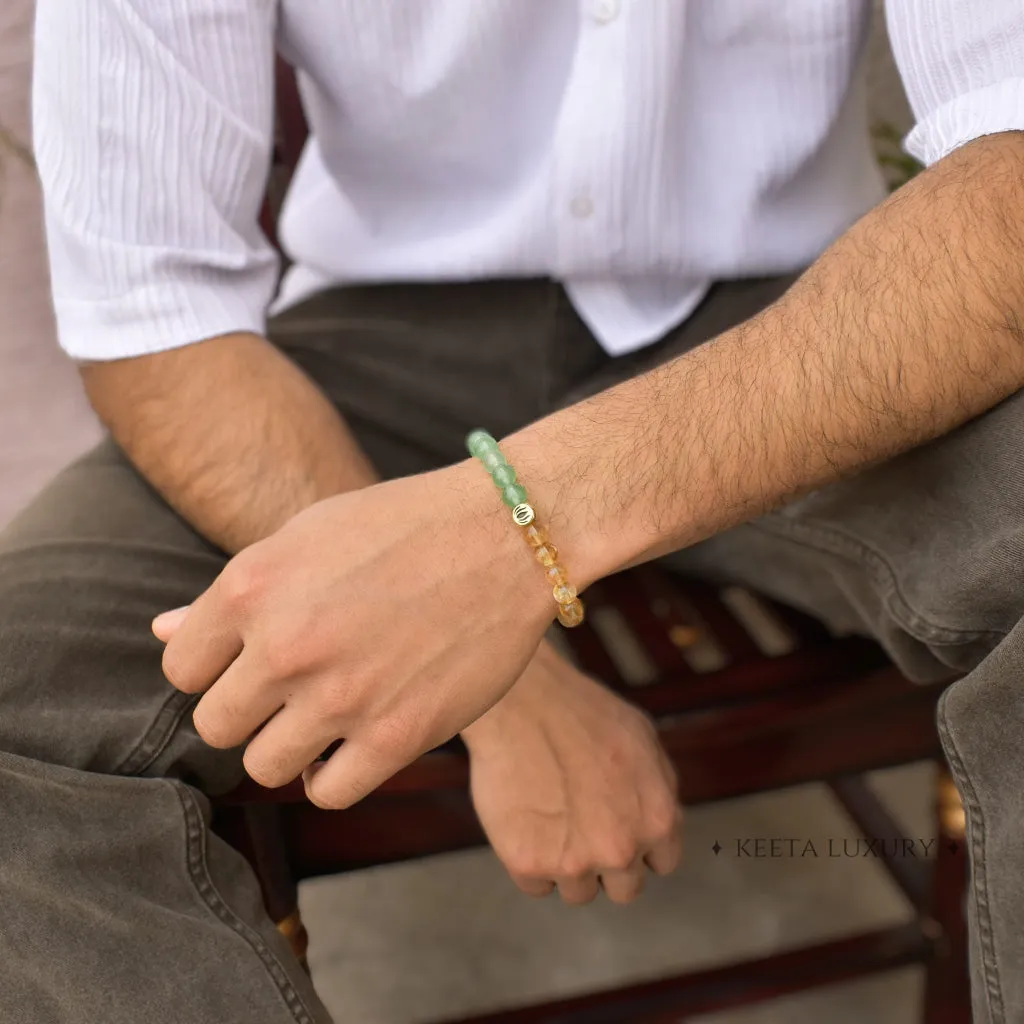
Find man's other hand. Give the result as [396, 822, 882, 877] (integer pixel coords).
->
[463, 641, 683, 905]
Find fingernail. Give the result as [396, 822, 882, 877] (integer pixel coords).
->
[152, 605, 191, 639]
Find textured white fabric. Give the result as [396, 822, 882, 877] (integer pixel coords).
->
[32, 0, 1024, 361]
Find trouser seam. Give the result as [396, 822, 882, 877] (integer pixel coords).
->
[937, 689, 1005, 1022]
[753, 515, 1006, 646]
[170, 780, 317, 1024]
[113, 689, 196, 777]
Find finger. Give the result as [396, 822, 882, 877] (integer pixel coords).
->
[599, 864, 647, 905]
[556, 872, 600, 906]
[160, 577, 245, 695]
[191, 647, 285, 749]
[242, 699, 343, 789]
[152, 605, 191, 642]
[512, 875, 557, 899]
[644, 809, 685, 876]
[302, 727, 422, 809]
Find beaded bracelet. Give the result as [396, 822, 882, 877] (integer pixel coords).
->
[466, 430, 585, 628]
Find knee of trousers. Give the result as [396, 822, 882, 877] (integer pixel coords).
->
[0, 537, 231, 783]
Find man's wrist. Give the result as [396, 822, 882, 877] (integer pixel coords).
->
[498, 409, 662, 590]
[447, 457, 557, 623]
[460, 639, 566, 753]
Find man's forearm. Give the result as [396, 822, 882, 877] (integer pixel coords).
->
[81, 332, 377, 553]
[505, 131, 1024, 582]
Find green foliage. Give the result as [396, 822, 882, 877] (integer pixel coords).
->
[871, 121, 923, 191]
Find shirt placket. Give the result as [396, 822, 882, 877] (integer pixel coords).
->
[550, 0, 630, 278]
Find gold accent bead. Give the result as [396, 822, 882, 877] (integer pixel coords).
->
[552, 583, 578, 605]
[534, 543, 559, 567]
[522, 524, 548, 548]
[545, 564, 569, 586]
[512, 503, 535, 526]
[557, 599, 585, 628]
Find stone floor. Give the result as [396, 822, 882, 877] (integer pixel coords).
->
[301, 763, 935, 1023]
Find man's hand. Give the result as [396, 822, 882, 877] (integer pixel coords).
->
[462, 641, 682, 905]
[153, 464, 563, 810]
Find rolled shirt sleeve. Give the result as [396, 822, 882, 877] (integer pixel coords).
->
[886, 0, 1024, 167]
[32, 0, 280, 360]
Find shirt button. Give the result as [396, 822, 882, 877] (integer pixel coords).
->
[570, 195, 594, 219]
[592, 0, 619, 24]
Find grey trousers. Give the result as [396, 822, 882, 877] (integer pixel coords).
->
[2, 278, 1023, 1022]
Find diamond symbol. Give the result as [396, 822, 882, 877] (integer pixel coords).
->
[712, 841, 722, 856]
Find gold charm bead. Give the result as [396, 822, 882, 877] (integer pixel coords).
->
[534, 543, 559, 567]
[557, 599, 585, 628]
[512, 503, 535, 526]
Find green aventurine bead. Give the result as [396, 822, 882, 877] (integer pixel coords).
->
[466, 430, 498, 458]
[481, 450, 507, 474]
[491, 463, 517, 488]
[501, 483, 528, 507]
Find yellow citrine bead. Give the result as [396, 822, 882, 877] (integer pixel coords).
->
[545, 564, 569, 587]
[522, 523, 548, 549]
[557, 598, 585, 628]
[534, 543, 559, 567]
[552, 582, 578, 605]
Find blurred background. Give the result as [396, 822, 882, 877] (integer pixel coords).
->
[2, 2, 932, 1021]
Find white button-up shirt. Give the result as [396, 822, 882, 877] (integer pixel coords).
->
[33, 1, 1024, 361]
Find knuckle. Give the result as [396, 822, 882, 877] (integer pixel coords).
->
[319, 676, 359, 720]
[260, 633, 307, 679]
[221, 555, 266, 608]
[365, 712, 421, 760]
[558, 854, 592, 880]
[597, 838, 638, 873]
[505, 849, 547, 881]
[646, 798, 680, 841]
[161, 645, 194, 692]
